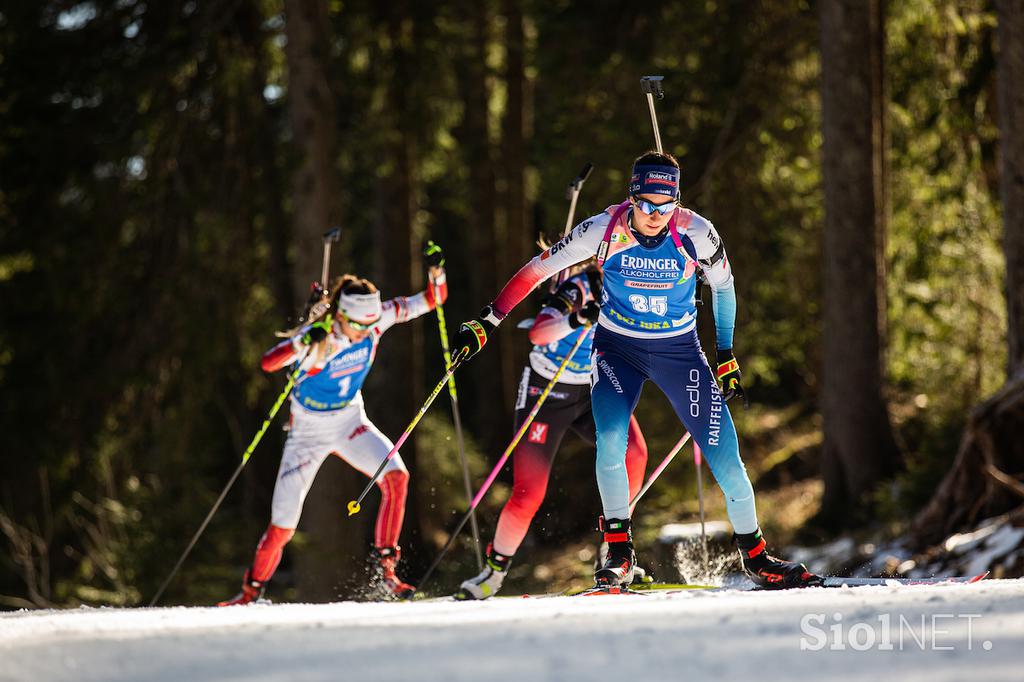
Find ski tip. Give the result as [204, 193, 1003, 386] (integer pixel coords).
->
[346, 501, 361, 516]
[969, 572, 990, 583]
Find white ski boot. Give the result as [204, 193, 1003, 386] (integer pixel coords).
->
[455, 545, 511, 600]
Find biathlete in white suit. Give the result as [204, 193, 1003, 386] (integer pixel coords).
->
[454, 151, 817, 589]
[220, 253, 448, 605]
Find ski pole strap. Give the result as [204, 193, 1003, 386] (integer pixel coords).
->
[717, 358, 739, 380]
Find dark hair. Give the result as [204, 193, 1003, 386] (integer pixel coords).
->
[633, 150, 680, 168]
[330, 273, 377, 300]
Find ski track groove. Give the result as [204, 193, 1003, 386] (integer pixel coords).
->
[1, 579, 1023, 682]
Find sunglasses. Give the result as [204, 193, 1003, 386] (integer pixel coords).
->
[631, 195, 678, 216]
[340, 312, 379, 331]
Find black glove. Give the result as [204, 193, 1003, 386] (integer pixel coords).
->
[716, 348, 748, 406]
[301, 319, 331, 345]
[570, 301, 600, 328]
[423, 240, 446, 268]
[543, 276, 586, 315]
[454, 306, 499, 364]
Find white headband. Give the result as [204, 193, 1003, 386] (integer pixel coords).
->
[338, 291, 382, 324]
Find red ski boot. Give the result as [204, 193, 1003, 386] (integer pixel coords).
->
[218, 570, 266, 606]
[372, 547, 416, 600]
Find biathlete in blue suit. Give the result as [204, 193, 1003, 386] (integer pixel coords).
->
[454, 151, 817, 589]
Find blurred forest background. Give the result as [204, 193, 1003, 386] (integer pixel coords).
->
[1, 0, 1022, 608]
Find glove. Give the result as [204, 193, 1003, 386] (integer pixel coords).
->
[301, 318, 332, 345]
[453, 306, 500, 364]
[716, 349, 748, 406]
[423, 240, 446, 268]
[569, 301, 600, 328]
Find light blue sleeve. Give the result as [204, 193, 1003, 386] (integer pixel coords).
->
[712, 282, 736, 350]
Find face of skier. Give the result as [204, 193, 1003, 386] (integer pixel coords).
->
[630, 192, 677, 236]
[338, 316, 373, 342]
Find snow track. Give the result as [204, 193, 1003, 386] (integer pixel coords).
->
[2, 579, 1023, 682]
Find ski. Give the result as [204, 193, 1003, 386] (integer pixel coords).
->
[815, 572, 988, 588]
[574, 585, 646, 597]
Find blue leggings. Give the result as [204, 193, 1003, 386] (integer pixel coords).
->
[590, 326, 757, 533]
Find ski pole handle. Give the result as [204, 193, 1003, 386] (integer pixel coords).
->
[347, 362, 460, 516]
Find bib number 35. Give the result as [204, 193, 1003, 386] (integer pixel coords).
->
[628, 294, 668, 316]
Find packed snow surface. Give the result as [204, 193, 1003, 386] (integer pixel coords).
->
[2, 579, 1023, 682]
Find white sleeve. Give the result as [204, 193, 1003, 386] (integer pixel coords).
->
[688, 213, 734, 291]
[371, 292, 431, 336]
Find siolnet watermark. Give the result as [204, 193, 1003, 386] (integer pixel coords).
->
[800, 612, 993, 652]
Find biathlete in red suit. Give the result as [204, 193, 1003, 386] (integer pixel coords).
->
[456, 263, 648, 599]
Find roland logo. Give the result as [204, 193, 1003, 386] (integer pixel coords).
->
[647, 171, 675, 182]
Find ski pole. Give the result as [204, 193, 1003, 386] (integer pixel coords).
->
[415, 325, 592, 592]
[425, 243, 483, 570]
[694, 442, 709, 575]
[347, 361, 462, 516]
[629, 431, 692, 513]
[640, 76, 665, 153]
[555, 163, 594, 287]
[150, 347, 312, 606]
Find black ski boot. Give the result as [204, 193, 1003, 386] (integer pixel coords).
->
[594, 517, 635, 587]
[735, 528, 820, 589]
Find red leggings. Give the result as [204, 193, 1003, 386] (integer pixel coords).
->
[248, 469, 408, 582]
[492, 369, 648, 557]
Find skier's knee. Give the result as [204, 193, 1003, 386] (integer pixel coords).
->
[378, 468, 409, 493]
[506, 483, 545, 517]
[258, 524, 295, 552]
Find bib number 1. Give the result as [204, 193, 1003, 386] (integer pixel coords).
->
[628, 294, 668, 317]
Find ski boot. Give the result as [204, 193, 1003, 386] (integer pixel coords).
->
[595, 540, 651, 584]
[594, 517, 635, 588]
[372, 546, 417, 600]
[735, 528, 820, 589]
[455, 545, 511, 600]
[218, 570, 266, 606]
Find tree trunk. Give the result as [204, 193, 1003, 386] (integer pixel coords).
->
[284, 0, 364, 601]
[817, 0, 900, 529]
[997, 0, 1024, 380]
[452, 0, 507, 452]
[913, 0, 1024, 551]
[911, 377, 1024, 547]
[498, 0, 530, 417]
